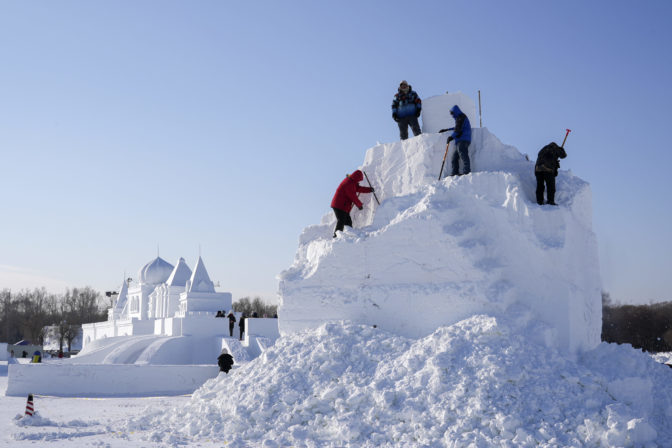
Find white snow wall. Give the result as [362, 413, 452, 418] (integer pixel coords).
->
[278, 93, 602, 355]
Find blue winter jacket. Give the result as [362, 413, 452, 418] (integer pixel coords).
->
[449, 105, 471, 143]
[392, 87, 422, 119]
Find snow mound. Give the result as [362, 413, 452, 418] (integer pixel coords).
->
[279, 93, 601, 354]
[135, 318, 672, 447]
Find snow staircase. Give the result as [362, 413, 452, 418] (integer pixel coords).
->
[221, 337, 250, 363]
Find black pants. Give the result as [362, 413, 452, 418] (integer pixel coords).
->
[535, 172, 556, 205]
[332, 207, 352, 237]
[397, 115, 422, 140]
[229, 322, 234, 337]
[451, 141, 471, 176]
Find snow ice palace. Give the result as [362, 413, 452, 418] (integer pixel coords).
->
[81, 256, 232, 343]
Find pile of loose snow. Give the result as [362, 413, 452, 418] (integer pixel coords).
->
[135, 317, 672, 447]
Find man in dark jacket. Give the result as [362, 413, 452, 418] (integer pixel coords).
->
[391, 80, 422, 140]
[445, 105, 472, 176]
[217, 351, 234, 374]
[331, 169, 374, 238]
[535, 142, 567, 205]
[227, 311, 236, 337]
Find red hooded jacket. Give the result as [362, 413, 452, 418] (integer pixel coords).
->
[331, 170, 373, 213]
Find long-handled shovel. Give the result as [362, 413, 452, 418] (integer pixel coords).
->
[438, 141, 451, 180]
[362, 170, 380, 205]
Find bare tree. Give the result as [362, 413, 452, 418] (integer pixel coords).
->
[62, 287, 106, 325]
[0, 289, 20, 343]
[16, 288, 57, 345]
[233, 296, 277, 317]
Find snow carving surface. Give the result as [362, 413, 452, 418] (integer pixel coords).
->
[138, 318, 672, 447]
[279, 92, 601, 355]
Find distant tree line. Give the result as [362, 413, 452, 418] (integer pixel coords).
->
[233, 296, 277, 318]
[0, 287, 107, 352]
[602, 292, 672, 352]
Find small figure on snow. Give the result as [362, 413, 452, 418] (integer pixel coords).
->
[391, 80, 422, 140]
[217, 350, 234, 374]
[440, 105, 472, 177]
[534, 142, 567, 205]
[227, 311, 236, 337]
[331, 170, 375, 238]
[239, 314, 245, 341]
[215, 310, 224, 318]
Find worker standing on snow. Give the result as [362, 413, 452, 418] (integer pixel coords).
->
[446, 105, 472, 176]
[391, 80, 422, 140]
[534, 142, 567, 205]
[331, 170, 374, 238]
[227, 311, 236, 337]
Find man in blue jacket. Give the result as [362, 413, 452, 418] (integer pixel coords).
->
[446, 105, 472, 176]
[391, 80, 422, 140]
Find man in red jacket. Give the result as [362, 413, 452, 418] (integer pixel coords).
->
[331, 169, 374, 238]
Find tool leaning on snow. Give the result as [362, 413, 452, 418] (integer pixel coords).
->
[438, 140, 451, 181]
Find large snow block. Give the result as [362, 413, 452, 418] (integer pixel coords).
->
[278, 125, 602, 355]
[6, 363, 219, 397]
[421, 92, 478, 134]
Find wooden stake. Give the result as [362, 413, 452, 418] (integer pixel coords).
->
[478, 90, 482, 128]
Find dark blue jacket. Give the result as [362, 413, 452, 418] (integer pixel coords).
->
[449, 105, 471, 143]
[392, 87, 422, 119]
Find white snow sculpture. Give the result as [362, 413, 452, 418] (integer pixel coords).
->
[278, 92, 602, 355]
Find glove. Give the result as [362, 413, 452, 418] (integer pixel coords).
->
[357, 205, 363, 210]
[369, 187, 375, 192]
[416, 110, 421, 118]
[447, 136, 453, 143]
[392, 113, 399, 122]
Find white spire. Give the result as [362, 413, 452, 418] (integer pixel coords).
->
[166, 257, 193, 287]
[114, 277, 129, 313]
[187, 256, 215, 293]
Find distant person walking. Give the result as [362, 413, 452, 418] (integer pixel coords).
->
[331, 170, 375, 238]
[391, 80, 422, 140]
[445, 105, 472, 176]
[227, 311, 236, 337]
[239, 315, 245, 341]
[535, 142, 567, 205]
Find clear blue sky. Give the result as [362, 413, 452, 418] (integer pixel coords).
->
[1, 1, 671, 305]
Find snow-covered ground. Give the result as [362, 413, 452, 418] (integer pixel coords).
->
[3, 324, 672, 447]
[0, 361, 184, 447]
